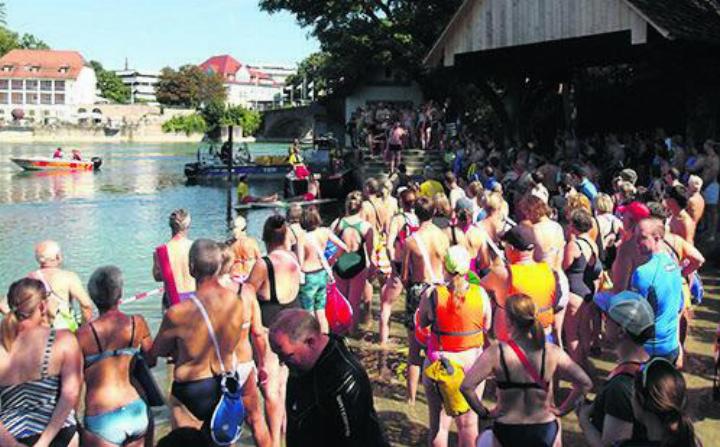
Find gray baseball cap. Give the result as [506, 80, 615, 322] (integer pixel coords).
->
[607, 291, 655, 337]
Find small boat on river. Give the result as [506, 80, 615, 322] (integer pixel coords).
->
[11, 156, 102, 171]
[184, 143, 292, 181]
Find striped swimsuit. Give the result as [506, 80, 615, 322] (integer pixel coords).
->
[0, 330, 77, 440]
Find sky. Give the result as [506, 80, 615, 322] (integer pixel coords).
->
[7, 0, 320, 71]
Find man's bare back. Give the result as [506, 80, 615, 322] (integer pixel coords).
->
[403, 224, 449, 284]
[29, 267, 93, 324]
[153, 279, 244, 382]
[153, 237, 195, 294]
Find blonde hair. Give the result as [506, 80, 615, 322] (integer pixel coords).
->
[2, 278, 46, 350]
[484, 191, 504, 213]
[505, 294, 544, 349]
[433, 193, 452, 218]
[594, 193, 614, 214]
[566, 194, 592, 213]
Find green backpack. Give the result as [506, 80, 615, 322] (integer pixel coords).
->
[333, 223, 366, 279]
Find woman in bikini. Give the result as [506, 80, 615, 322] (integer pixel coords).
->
[461, 294, 591, 447]
[77, 266, 153, 447]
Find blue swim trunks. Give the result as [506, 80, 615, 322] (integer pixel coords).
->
[85, 398, 148, 445]
[299, 269, 329, 311]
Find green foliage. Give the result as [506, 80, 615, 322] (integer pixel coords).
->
[0, 27, 48, 56]
[90, 60, 130, 104]
[156, 65, 227, 108]
[259, 0, 463, 93]
[201, 102, 262, 136]
[161, 113, 207, 135]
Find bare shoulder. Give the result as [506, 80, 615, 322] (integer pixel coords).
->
[55, 329, 80, 350]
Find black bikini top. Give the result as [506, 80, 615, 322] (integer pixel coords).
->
[496, 342, 549, 390]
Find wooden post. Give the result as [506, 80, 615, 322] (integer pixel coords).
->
[226, 125, 234, 227]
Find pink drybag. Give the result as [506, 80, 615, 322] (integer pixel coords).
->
[325, 283, 353, 335]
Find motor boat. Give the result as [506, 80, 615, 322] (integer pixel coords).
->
[11, 156, 102, 171]
[184, 143, 292, 181]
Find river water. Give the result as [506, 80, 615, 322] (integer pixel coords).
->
[0, 142, 340, 435]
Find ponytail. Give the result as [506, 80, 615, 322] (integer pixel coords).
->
[1, 312, 19, 351]
[663, 414, 698, 447]
[528, 318, 545, 350]
[506, 293, 545, 350]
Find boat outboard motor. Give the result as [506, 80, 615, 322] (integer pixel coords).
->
[91, 157, 103, 171]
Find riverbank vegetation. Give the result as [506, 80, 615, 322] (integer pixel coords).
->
[90, 61, 130, 104]
[160, 113, 207, 135]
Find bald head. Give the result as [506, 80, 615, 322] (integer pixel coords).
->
[269, 308, 321, 343]
[35, 240, 61, 266]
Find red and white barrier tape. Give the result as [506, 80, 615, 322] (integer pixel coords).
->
[120, 287, 164, 305]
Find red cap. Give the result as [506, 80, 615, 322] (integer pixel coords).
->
[617, 201, 650, 222]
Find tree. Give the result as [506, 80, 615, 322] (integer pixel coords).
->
[90, 60, 130, 104]
[156, 65, 227, 108]
[19, 33, 48, 50]
[259, 0, 462, 93]
[201, 101, 262, 136]
[0, 27, 48, 56]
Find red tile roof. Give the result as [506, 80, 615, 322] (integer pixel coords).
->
[0, 49, 87, 80]
[249, 68, 272, 81]
[199, 55, 242, 78]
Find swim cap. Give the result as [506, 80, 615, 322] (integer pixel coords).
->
[444, 245, 470, 276]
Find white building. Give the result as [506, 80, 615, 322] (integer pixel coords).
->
[199, 55, 291, 111]
[115, 69, 160, 104]
[0, 49, 97, 124]
[344, 67, 423, 123]
[246, 64, 296, 87]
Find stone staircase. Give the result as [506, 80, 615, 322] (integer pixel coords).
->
[360, 148, 446, 178]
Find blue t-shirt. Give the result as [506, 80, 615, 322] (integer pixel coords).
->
[630, 253, 684, 356]
[579, 178, 599, 202]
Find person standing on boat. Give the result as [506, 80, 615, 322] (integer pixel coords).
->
[53, 147, 63, 159]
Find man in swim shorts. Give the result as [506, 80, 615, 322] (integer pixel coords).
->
[402, 196, 449, 404]
[150, 239, 246, 436]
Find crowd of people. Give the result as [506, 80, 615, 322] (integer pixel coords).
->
[0, 123, 717, 447]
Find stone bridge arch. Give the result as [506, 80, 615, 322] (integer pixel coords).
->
[261, 104, 326, 140]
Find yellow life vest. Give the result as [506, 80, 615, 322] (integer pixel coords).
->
[506, 262, 557, 329]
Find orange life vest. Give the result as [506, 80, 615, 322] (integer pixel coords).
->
[431, 284, 485, 352]
[505, 262, 557, 329]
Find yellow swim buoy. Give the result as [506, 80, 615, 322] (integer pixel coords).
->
[424, 357, 470, 416]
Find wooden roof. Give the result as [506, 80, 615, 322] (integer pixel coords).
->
[625, 0, 720, 44]
[425, 0, 720, 67]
